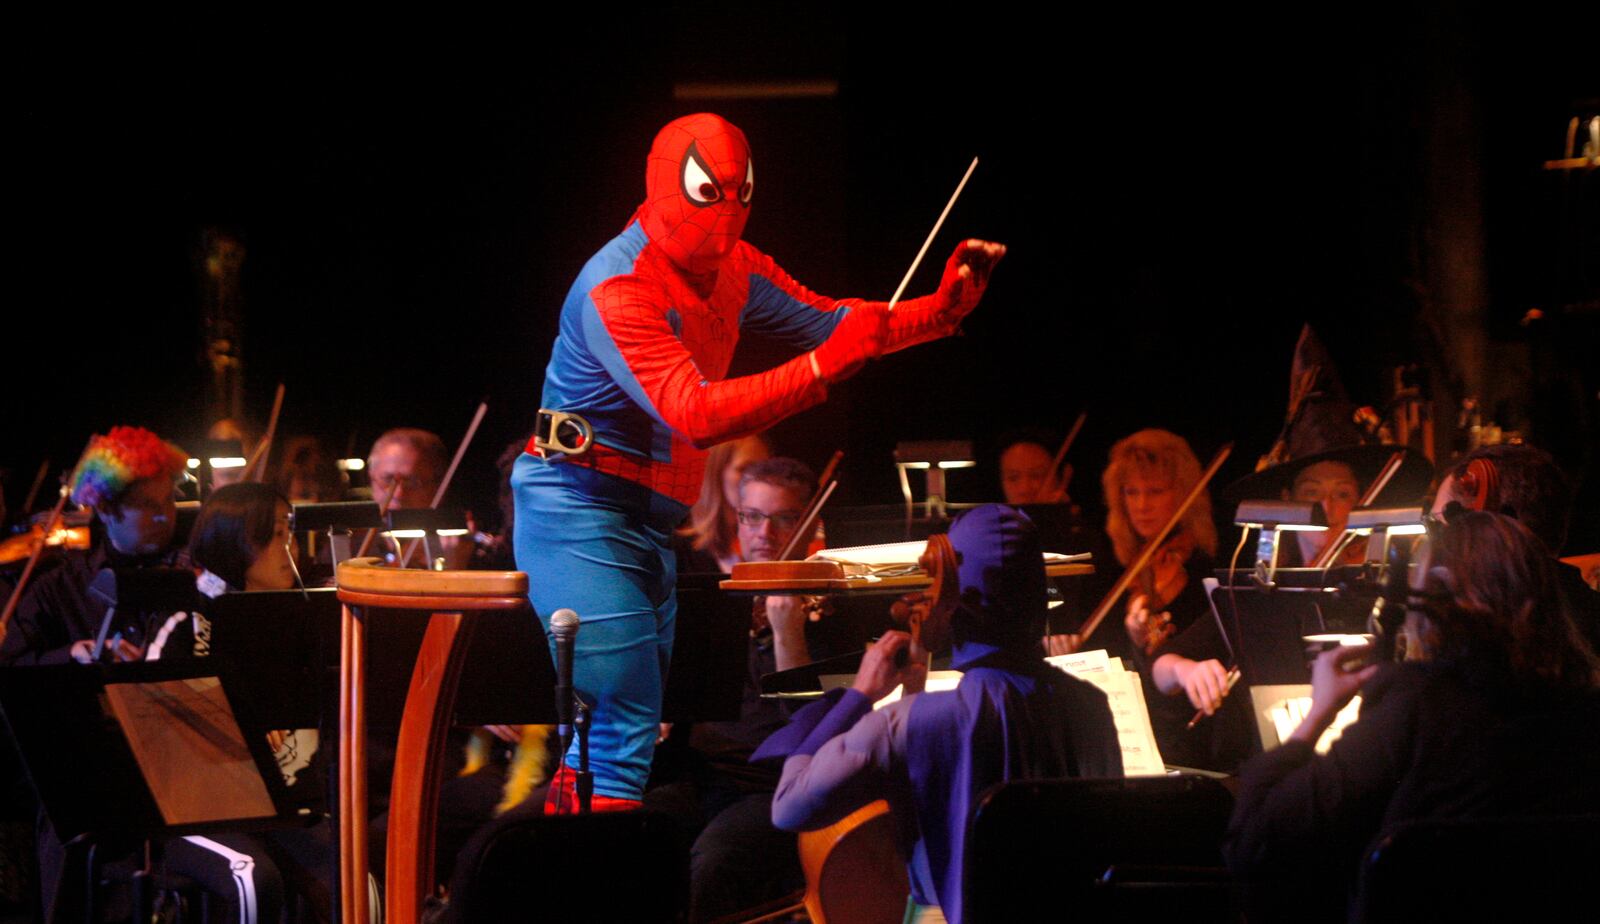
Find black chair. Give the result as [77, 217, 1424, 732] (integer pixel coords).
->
[444, 806, 687, 923]
[1355, 814, 1600, 922]
[965, 776, 1236, 922]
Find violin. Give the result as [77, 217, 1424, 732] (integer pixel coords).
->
[0, 509, 91, 566]
[1129, 532, 1196, 655]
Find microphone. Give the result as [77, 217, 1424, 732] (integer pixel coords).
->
[550, 608, 580, 746]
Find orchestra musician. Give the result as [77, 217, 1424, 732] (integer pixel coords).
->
[366, 427, 473, 570]
[0, 426, 190, 668]
[997, 433, 1067, 507]
[1038, 430, 1215, 661]
[680, 435, 772, 573]
[760, 505, 1122, 924]
[1429, 442, 1600, 652]
[512, 112, 1004, 811]
[1224, 510, 1600, 920]
[1102, 430, 1219, 662]
[2, 438, 300, 923]
[1282, 458, 1362, 565]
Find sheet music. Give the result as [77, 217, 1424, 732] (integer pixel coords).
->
[813, 541, 1091, 574]
[817, 671, 964, 708]
[1048, 650, 1167, 776]
[1250, 684, 1363, 754]
[102, 677, 276, 825]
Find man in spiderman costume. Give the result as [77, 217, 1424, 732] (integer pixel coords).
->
[514, 112, 1004, 810]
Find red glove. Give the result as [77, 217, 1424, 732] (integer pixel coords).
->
[881, 239, 1007, 352]
[810, 302, 889, 383]
[931, 239, 1005, 329]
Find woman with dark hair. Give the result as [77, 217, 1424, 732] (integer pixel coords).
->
[188, 482, 297, 592]
[1225, 511, 1600, 916]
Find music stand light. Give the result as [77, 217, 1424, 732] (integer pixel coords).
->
[894, 440, 975, 526]
[1345, 506, 1426, 565]
[1233, 500, 1326, 588]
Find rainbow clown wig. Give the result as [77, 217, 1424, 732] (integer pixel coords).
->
[70, 426, 189, 509]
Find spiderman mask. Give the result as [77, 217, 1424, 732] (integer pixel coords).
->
[641, 113, 755, 275]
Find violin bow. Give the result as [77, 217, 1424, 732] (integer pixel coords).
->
[241, 383, 286, 482]
[777, 480, 837, 563]
[815, 450, 844, 492]
[0, 438, 93, 645]
[1047, 411, 1087, 497]
[1073, 443, 1234, 647]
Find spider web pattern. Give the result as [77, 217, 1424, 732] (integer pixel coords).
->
[592, 238, 830, 452]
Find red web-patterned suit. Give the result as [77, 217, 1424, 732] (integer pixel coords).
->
[514, 113, 991, 806]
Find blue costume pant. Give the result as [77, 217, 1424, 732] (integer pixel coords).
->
[511, 453, 683, 801]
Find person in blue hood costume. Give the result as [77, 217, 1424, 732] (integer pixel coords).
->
[756, 504, 1123, 923]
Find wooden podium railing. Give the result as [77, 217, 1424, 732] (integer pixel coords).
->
[335, 558, 530, 924]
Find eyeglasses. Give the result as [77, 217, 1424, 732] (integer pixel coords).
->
[736, 508, 803, 531]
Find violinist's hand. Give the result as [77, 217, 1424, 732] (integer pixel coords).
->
[266, 730, 288, 752]
[767, 595, 812, 671]
[935, 239, 1007, 327]
[1174, 658, 1231, 716]
[1290, 644, 1378, 745]
[811, 302, 889, 383]
[1124, 593, 1152, 647]
[1043, 633, 1081, 657]
[853, 631, 914, 702]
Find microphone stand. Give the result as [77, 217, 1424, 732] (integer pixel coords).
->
[573, 698, 593, 814]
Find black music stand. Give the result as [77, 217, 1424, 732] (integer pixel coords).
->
[1204, 571, 1375, 687]
[0, 661, 310, 843]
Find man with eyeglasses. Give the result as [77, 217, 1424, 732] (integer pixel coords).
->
[648, 456, 829, 921]
[365, 427, 474, 569]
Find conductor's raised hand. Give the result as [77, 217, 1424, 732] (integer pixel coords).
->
[936, 239, 1007, 327]
[811, 302, 889, 383]
[852, 630, 914, 702]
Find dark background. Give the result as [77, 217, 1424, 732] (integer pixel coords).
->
[8, 5, 1598, 547]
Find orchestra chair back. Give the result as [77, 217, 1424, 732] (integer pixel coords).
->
[797, 799, 910, 924]
[334, 557, 529, 924]
[441, 806, 686, 923]
[965, 777, 1234, 922]
[1354, 814, 1598, 922]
